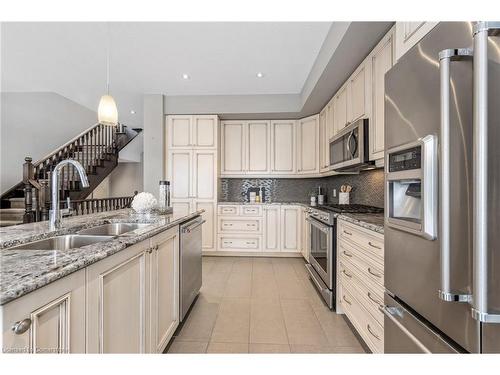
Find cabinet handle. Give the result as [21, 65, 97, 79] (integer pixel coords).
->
[342, 270, 352, 278]
[246, 223, 256, 226]
[367, 324, 381, 340]
[368, 267, 382, 278]
[246, 241, 255, 245]
[343, 230, 352, 236]
[342, 250, 352, 257]
[367, 292, 383, 307]
[224, 223, 233, 226]
[368, 241, 382, 250]
[342, 295, 352, 305]
[12, 318, 31, 335]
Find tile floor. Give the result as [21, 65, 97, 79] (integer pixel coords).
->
[167, 256, 366, 354]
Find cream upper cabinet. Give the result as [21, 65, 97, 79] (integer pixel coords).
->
[395, 22, 438, 61]
[246, 120, 270, 174]
[220, 120, 246, 174]
[319, 107, 330, 172]
[280, 205, 301, 253]
[263, 205, 281, 252]
[334, 84, 349, 132]
[192, 150, 217, 200]
[2, 269, 86, 354]
[149, 228, 179, 353]
[270, 120, 296, 174]
[369, 27, 395, 161]
[297, 115, 319, 175]
[348, 61, 371, 124]
[167, 115, 218, 149]
[86, 241, 150, 353]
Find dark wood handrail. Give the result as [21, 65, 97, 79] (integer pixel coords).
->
[65, 195, 136, 217]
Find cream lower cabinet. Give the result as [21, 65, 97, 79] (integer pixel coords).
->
[301, 207, 310, 261]
[263, 205, 281, 252]
[2, 269, 86, 354]
[337, 219, 384, 353]
[280, 205, 301, 253]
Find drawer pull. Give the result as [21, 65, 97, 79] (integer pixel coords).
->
[368, 241, 382, 250]
[223, 223, 233, 226]
[342, 250, 352, 257]
[12, 318, 31, 335]
[367, 292, 383, 307]
[246, 241, 255, 245]
[367, 324, 381, 340]
[246, 223, 256, 227]
[342, 270, 352, 278]
[342, 295, 352, 305]
[223, 241, 233, 245]
[368, 267, 382, 278]
[343, 230, 352, 236]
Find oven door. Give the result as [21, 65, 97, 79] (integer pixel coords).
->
[307, 216, 333, 288]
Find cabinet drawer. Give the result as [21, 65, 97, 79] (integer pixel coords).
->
[338, 220, 384, 262]
[218, 218, 261, 233]
[339, 239, 384, 289]
[218, 205, 239, 216]
[341, 285, 384, 353]
[218, 235, 262, 252]
[241, 205, 262, 216]
[339, 261, 384, 326]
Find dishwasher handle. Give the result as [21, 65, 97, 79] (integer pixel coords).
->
[182, 219, 206, 233]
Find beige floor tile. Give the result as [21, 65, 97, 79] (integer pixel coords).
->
[252, 261, 275, 279]
[275, 274, 308, 299]
[291, 260, 309, 280]
[176, 300, 220, 342]
[231, 258, 253, 276]
[223, 272, 252, 298]
[249, 343, 291, 353]
[281, 299, 329, 347]
[249, 301, 288, 344]
[330, 346, 367, 353]
[251, 275, 280, 302]
[211, 298, 250, 343]
[206, 342, 249, 353]
[272, 261, 299, 279]
[313, 308, 362, 347]
[289, 344, 335, 353]
[209, 258, 235, 274]
[201, 272, 230, 299]
[168, 339, 208, 353]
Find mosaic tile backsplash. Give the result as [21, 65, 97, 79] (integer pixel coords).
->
[219, 168, 385, 208]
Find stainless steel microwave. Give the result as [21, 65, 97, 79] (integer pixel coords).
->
[329, 118, 373, 171]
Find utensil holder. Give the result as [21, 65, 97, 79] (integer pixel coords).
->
[339, 192, 350, 205]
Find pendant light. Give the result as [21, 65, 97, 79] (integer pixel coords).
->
[98, 23, 118, 126]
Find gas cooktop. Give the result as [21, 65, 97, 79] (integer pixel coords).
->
[317, 204, 384, 214]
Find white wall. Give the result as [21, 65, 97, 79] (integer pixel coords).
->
[92, 161, 143, 199]
[143, 94, 164, 198]
[0, 92, 96, 193]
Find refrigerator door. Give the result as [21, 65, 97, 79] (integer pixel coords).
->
[384, 22, 480, 352]
[383, 294, 461, 353]
[476, 24, 500, 353]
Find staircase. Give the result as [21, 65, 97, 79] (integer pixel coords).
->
[0, 123, 142, 226]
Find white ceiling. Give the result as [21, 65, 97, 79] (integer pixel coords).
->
[1, 22, 332, 127]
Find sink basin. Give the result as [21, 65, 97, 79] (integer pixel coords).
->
[77, 223, 151, 236]
[8, 234, 114, 251]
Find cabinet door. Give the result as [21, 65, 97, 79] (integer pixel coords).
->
[192, 150, 216, 200]
[2, 269, 85, 354]
[172, 200, 192, 217]
[334, 85, 348, 131]
[86, 242, 150, 353]
[301, 209, 310, 261]
[297, 115, 319, 175]
[193, 200, 216, 251]
[369, 28, 395, 161]
[280, 205, 301, 253]
[349, 63, 369, 123]
[221, 121, 245, 174]
[319, 107, 329, 172]
[246, 121, 270, 174]
[167, 115, 192, 148]
[150, 228, 179, 353]
[263, 205, 281, 252]
[326, 98, 336, 140]
[270, 120, 296, 174]
[192, 115, 218, 148]
[168, 150, 192, 199]
[395, 22, 438, 61]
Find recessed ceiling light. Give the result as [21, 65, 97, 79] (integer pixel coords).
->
[256, 72, 264, 78]
[182, 73, 190, 80]
[130, 110, 136, 114]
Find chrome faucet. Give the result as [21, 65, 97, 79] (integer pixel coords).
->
[49, 159, 90, 231]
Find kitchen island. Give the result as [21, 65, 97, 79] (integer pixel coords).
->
[1, 208, 203, 353]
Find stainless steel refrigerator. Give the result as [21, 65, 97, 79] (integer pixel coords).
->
[383, 22, 500, 353]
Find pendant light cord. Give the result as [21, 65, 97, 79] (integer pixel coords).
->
[106, 22, 110, 94]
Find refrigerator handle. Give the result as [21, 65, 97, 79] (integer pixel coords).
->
[437, 47, 473, 303]
[471, 22, 500, 323]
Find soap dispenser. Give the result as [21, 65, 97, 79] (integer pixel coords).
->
[317, 186, 325, 205]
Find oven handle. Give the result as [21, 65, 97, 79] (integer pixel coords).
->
[306, 216, 331, 233]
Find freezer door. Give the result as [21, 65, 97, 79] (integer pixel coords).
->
[384, 22, 480, 352]
[383, 294, 461, 353]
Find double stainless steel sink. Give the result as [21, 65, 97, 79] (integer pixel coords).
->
[8, 223, 151, 251]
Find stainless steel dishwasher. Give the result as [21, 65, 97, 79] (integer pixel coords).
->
[179, 216, 205, 321]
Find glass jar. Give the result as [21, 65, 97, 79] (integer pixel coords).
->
[158, 180, 171, 213]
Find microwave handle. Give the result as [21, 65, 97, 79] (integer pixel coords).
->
[437, 47, 473, 303]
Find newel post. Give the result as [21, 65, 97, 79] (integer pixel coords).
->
[22, 156, 35, 223]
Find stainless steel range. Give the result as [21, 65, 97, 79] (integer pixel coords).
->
[305, 204, 383, 309]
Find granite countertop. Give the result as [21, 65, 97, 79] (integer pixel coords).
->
[0, 209, 202, 305]
[217, 201, 384, 234]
